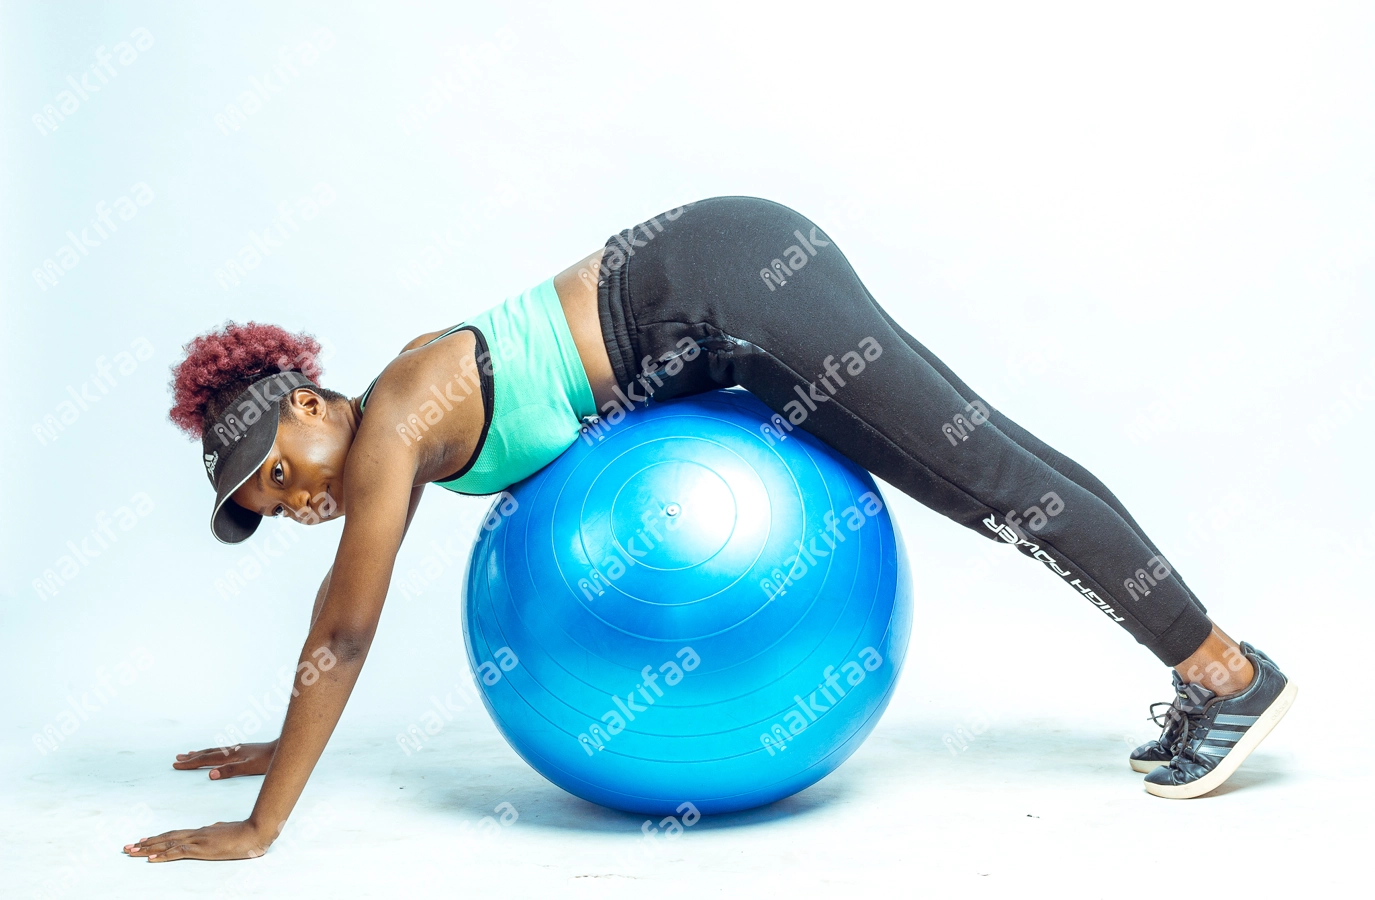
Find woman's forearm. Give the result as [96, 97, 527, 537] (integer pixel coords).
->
[310, 567, 333, 627]
[245, 628, 371, 835]
[250, 481, 421, 833]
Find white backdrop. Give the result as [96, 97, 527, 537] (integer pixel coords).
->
[3, 1, 1372, 896]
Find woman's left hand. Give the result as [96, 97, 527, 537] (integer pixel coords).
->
[124, 820, 273, 862]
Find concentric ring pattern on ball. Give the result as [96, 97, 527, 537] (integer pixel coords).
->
[462, 388, 913, 815]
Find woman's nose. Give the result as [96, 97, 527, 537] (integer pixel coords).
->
[291, 488, 315, 522]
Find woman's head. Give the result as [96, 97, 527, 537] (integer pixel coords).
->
[169, 322, 355, 541]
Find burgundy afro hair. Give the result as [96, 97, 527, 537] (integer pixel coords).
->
[168, 321, 328, 439]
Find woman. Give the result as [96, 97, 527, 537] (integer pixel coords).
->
[126, 196, 1295, 862]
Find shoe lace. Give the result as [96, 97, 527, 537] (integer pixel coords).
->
[1166, 698, 1212, 763]
[1148, 698, 1187, 744]
[1168, 714, 1196, 758]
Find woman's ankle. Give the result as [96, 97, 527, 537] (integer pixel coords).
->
[1173, 623, 1255, 698]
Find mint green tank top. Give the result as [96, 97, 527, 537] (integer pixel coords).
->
[359, 278, 598, 494]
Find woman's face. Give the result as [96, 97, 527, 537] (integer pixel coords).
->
[231, 389, 352, 525]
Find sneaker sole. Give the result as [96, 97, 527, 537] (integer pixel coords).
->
[1143, 680, 1298, 799]
[1129, 758, 1168, 774]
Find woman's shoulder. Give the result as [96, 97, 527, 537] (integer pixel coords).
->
[399, 329, 451, 354]
[360, 329, 460, 407]
[361, 328, 477, 414]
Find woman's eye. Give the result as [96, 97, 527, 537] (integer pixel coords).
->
[273, 462, 284, 484]
[274, 505, 285, 517]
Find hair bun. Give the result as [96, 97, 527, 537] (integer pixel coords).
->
[168, 321, 325, 438]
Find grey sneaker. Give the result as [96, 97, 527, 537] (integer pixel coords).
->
[1144, 642, 1297, 799]
[1129, 672, 1202, 773]
[1129, 645, 1281, 772]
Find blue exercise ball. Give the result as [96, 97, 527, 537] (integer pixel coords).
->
[462, 388, 912, 815]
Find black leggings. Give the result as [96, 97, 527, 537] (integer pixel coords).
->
[596, 196, 1212, 666]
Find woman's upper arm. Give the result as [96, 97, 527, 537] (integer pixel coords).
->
[403, 483, 425, 538]
[314, 429, 419, 641]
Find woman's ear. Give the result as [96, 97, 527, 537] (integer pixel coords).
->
[290, 387, 328, 422]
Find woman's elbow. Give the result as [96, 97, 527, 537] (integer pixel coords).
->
[320, 630, 373, 666]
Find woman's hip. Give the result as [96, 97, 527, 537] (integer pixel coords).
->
[597, 196, 862, 396]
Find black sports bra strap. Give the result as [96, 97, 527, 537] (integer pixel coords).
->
[425, 322, 470, 345]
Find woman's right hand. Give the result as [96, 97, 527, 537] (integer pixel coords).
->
[173, 739, 278, 780]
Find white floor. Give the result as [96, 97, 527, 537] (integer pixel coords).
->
[6, 2, 1373, 896]
[6, 510, 1368, 899]
[5, 704, 1363, 899]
